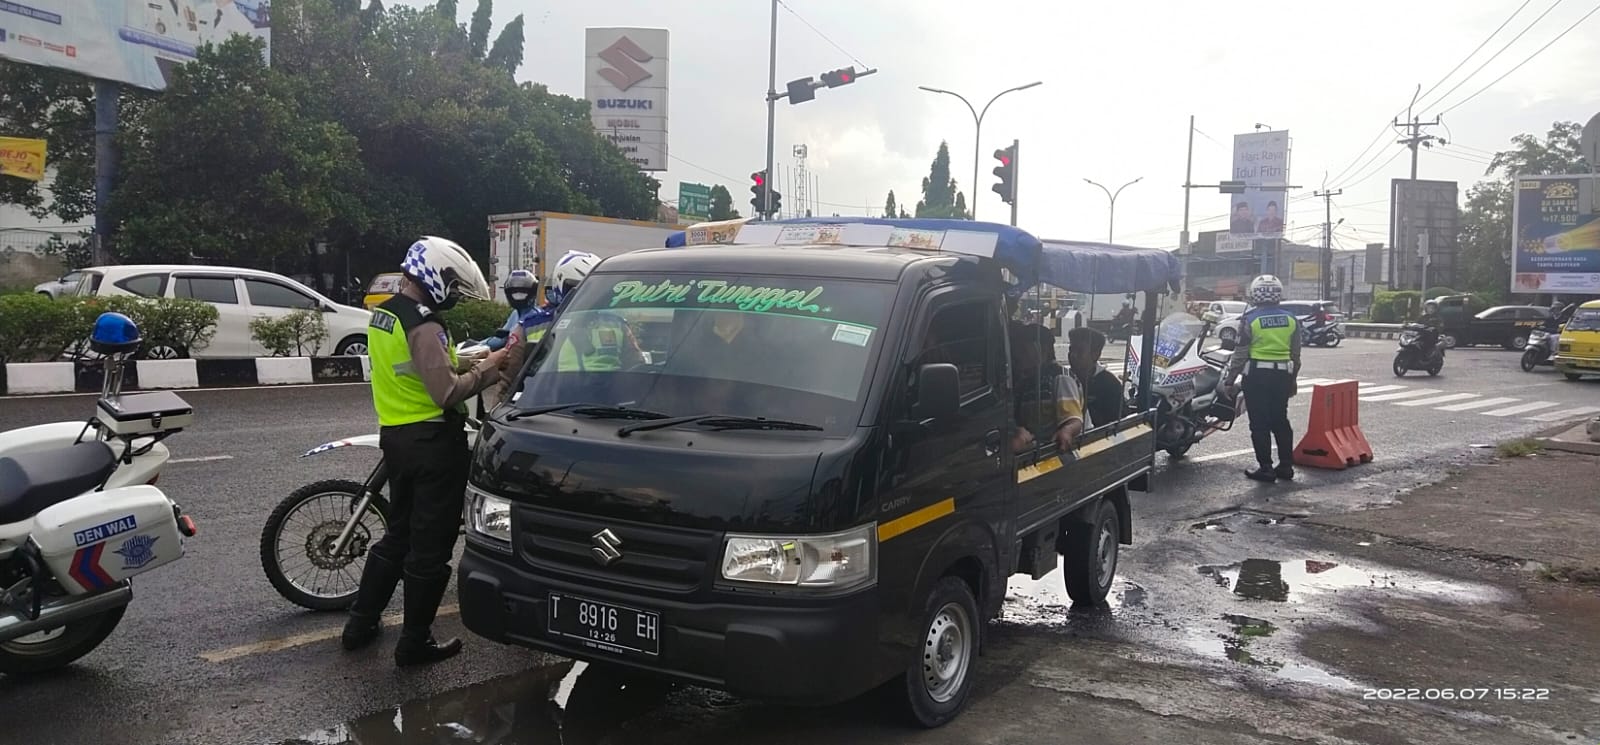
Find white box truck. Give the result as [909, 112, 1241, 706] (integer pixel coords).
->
[487, 211, 687, 297]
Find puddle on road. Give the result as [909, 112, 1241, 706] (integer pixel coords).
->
[1195, 558, 1500, 604]
[281, 660, 676, 745]
[1181, 614, 1359, 690]
[1002, 568, 1149, 629]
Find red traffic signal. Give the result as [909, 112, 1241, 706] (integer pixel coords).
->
[820, 67, 857, 88]
[751, 171, 766, 186]
[992, 145, 1018, 205]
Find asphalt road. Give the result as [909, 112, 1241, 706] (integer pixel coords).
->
[1, 341, 1595, 744]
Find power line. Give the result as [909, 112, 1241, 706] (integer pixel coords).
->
[775, 0, 868, 69]
[1336, 148, 1407, 192]
[1419, 0, 1570, 114]
[1438, 0, 1600, 115]
[1415, 0, 1536, 106]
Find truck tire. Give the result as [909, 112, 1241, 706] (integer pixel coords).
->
[898, 576, 979, 729]
[1062, 499, 1120, 607]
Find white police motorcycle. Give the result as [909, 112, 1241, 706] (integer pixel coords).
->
[0, 313, 196, 673]
[1125, 311, 1244, 458]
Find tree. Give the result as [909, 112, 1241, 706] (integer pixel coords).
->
[485, 14, 525, 74]
[468, 0, 493, 58]
[435, 0, 457, 21]
[709, 185, 741, 220]
[1455, 122, 1591, 299]
[111, 37, 370, 266]
[884, 190, 897, 218]
[913, 141, 970, 219]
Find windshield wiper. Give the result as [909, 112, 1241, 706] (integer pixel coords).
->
[617, 414, 822, 437]
[506, 403, 669, 422]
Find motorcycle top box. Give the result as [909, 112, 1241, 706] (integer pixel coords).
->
[94, 391, 194, 437]
[29, 484, 187, 595]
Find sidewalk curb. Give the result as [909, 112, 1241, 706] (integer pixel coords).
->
[1534, 420, 1600, 456]
[2, 356, 371, 396]
[1343, 322, 1402, 340]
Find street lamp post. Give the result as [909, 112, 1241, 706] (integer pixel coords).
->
[1083, 176, 1142, 321]
[917, 82, 1042, 221]
[1083, 176, 1143, 243]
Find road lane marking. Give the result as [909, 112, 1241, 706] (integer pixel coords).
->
[1295, 378, 1337, 387]
[12, 382, 368, 400]
[1189, 448, 1255, 463]
[1481, 401, 1561, 417]
[198, 604, 460, 663]
[1435, 397, 1520, 412]
[1395, 393, 1480, 407]
[1526, 405, 1600, 422]
[1356, 384, 1407, 395]
[1359, 388, 1443, 402]
[169, 455, 234, 464]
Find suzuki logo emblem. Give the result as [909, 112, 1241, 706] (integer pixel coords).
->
[590, 528, 623, 566]
[597, 36, 653, 91]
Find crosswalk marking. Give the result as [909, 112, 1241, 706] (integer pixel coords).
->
[1357, 384, 1407, 395]
[1395, 393, 1481, 407]
[1360, 388, 1443, 402]
[1296, 378, 1337, 387]
[1435, 396, 1521, 412]
[1482, 401, 1561, 417]
[1526, 405, 1600, 422]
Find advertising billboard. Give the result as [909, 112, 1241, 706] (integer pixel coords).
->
[585, 27, 668, 172]
[1511, 174, 1600, 294]
[1225, 130, 1290, 241]
[1388, 179, 1459, 291]
[0, 0, 269, 91]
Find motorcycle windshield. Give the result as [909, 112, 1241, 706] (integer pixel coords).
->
[1151, 312, 1204, 385]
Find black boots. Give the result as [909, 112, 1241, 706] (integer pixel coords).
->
[342, 552, 402, 651]
[394, 570, 462, 667]
[1245, 465, 1277, 483]
[1274, 463, 1296, 481]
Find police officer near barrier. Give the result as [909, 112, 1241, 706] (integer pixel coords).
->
[1222, 275, 1302, 483]
[343, 236, 508, 666]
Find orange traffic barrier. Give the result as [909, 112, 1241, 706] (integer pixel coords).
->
[1294, 380, 1373, 470]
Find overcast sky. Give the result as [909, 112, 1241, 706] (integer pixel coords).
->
[491, 0, 1599, 250]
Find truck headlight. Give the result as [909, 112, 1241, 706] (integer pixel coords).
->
[466, 485, 513, 551]
[720, 524, 876, 589]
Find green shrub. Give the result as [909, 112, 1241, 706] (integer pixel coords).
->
[1373, 290, 1424, 323]
[443, 299, 511, 343]
[249, 309, 330, 356]
[0, 295, 221, 362]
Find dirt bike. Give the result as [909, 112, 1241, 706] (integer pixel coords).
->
[259, 342, 489, 611]
[0, 313, 197, 672]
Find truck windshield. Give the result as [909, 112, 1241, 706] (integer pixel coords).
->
[515, 274, 896, 434]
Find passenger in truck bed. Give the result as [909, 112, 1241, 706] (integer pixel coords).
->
[1010, 323, 1084, 453]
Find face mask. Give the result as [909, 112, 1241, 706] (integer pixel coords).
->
[436, 293, 461, 311]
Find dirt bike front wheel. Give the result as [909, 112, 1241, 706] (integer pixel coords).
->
[260, 480, 389, 611]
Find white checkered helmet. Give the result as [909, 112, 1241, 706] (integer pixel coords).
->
[401, 236, 489, 309]
[1247, 275, 1284, 306]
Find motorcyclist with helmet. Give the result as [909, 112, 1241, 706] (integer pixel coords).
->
[1416, 300, 1444, 358]
[1222, 275, 1302, 483]
[343, 236, 508, 666]
[483, 270, 541, 352]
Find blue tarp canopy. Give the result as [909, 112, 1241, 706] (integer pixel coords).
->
[663, 217, 1182, 295]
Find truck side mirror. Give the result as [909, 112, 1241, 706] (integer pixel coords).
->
[911, 363, 960, 422]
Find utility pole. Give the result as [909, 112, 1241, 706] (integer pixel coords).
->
[1393, 89, 1445, 180]
[1315, 188, 1342, 299]
[1179, 115, 1195, 301]
[762, 0, 778, 219]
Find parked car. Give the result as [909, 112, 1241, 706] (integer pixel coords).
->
[75, 265, 372, 358]
[1206, 301, 1249, 345]
[32, 270, 86, 299]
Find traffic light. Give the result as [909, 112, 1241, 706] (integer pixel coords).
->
[749, 171, 782, 217]
[785, 77, 817, 104]
[991, 145, 1017, 205]
[819, 66, 857, 88]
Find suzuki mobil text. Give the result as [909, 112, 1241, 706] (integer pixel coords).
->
[455, 220, 1166, 727]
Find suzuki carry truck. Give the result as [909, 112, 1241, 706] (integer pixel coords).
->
[457, 218, 1175, 727]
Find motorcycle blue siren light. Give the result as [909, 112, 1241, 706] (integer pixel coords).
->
[91, 312, 142, 346]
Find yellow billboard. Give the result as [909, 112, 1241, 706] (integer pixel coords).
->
[1291, 261, 1321, 281]
[0, 137, 47, 181]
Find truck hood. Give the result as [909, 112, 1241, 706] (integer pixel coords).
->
[471, 415, 869, 533]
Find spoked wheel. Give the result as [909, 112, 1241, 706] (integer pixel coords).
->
[260, 480, 388, 611]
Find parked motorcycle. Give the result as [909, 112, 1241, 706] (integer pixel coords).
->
[1520, 328, 1558, 372]
[260, 341, 491, 610]
[1125, 312, 1244, 458]
[0, 313, 197, 673]
[1393, 323, 1445, 377]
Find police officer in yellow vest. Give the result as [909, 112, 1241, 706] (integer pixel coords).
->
[343, 237, 507, 666]
[1222, 275, 1302, 483]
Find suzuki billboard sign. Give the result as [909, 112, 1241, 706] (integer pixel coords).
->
[585, 28, 669, 172]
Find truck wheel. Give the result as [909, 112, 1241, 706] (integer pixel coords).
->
[1565, 372, 1584, 381]
[898, 576, 979, 729]
[1062, 499, 1120, 607]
